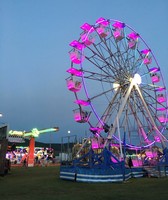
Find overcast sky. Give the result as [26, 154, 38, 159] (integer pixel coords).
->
[1, 0, 168, 143]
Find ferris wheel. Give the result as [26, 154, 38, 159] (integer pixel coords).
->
[66, 17, 168, 150]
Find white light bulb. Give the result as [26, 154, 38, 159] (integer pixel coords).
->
[113, 83, 120, 91]
[133, 73, 142, 85]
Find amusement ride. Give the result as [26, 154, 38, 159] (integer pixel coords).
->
[60, 17, 168, 182]
[8, 127, 59, 167]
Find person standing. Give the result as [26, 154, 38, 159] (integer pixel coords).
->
[128, 156, 133, 168]
[22, 155, 27, 167]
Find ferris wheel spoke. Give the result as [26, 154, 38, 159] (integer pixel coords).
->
[127, 103, 150, 144]
[137, 88, 156, 106]
[105, 34, 118, 52]
[131, 89, 158, 124]
[96, 90, 121, 128]
[141, 87, 157, 102]
[87, 41, 116, 74]
[105, 36, 136, 75]
[141, 84, 157, 92]
[90, 36, 125, 72]
[134, 94, 159, 126]
[88, 87, 115, 102]
[127, 52, 140, 73]
[82, 70, 114, 83]
[100, 38, 124, 69]
[128, 97, 155, 134]
[85, 53, 118, 77]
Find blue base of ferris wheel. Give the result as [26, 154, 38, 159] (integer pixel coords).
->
[59, 148, 144, 182]
[158, 147, 168, 166]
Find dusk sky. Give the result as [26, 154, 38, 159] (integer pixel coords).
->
[1, 0, 168, 143]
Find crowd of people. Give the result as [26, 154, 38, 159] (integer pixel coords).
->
[6, 146, 57, 167]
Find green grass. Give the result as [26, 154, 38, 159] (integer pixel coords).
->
[0, 166, 168, 200]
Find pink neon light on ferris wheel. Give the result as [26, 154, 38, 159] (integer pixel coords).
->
[66, 68, 83, 76]
[155, 87, 165, 92]
[80, 23, 93, 32]
[96, 17, 109, 26]
[149, 67, 160, 73]
[141, 49, 151, 54]
[127, 32, 139, 40]
[157, 107, 166, 111]
[69, 40, 84, 50]
[112, 21, 125, 29]
[74, 99, 90, 106]
[157, 94, 166, 103]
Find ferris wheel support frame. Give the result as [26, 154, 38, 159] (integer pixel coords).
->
[134, 83, 167, 149]
[106, 79, 135, 140]
[96, 88, 120, 128]
[127, 103, 153, 144]
[105, 77, 167, 149]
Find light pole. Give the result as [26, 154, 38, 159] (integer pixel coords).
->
[49, 133, 52, 149]
[67, 130, 70, 161]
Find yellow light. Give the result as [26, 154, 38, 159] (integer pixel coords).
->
[9, 130, 24, 136]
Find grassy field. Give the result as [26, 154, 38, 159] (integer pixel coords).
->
[0, 166, 168, 200]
